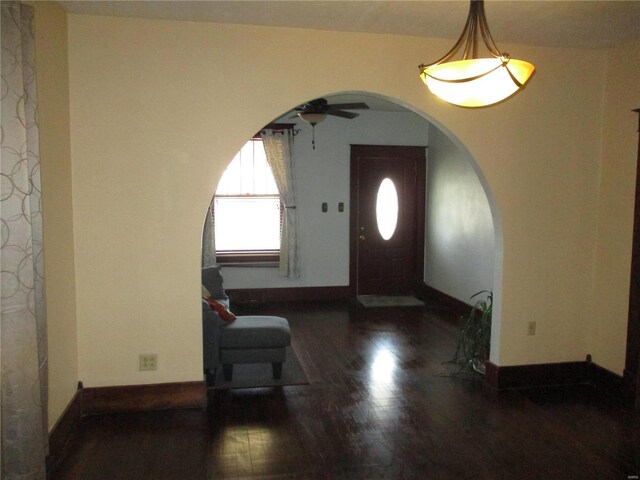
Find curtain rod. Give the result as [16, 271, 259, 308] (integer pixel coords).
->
[252, 123, 300, 139]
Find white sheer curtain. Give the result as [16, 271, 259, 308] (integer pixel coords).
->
[261, 129, 300, 278]
[1, 2, 48, 478]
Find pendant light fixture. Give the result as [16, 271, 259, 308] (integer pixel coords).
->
[418, 0, 535, 108]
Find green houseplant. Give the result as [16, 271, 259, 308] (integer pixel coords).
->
[450, 290, 492, 374]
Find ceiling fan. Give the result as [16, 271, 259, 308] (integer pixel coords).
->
[291, 98, 370, 149]
[291, 98, 369, 123]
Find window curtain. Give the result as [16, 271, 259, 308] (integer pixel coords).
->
[1, 2, 49, 478]
[261, 129, 300, 278]
[201, 202, 216, 267]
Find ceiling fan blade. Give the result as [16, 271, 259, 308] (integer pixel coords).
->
[308, 98, 328, 107]
[328, 110, 359, 119]
[327, 103, 369, 110]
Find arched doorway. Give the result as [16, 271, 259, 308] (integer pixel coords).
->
[201, 91, 503, 363]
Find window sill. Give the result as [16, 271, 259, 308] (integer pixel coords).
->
[218, 262, 279, 268]
[216, 252, 279, 268]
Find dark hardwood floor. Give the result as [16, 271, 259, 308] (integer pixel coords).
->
[51, 300, 640, 479]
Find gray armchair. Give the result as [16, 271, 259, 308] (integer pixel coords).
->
[201, 265, 291, 384]
[201, 266, 228, 379]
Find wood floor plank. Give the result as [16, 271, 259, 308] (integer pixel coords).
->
[50, 299, 640, 480]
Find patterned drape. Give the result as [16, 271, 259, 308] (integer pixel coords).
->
[201, 202, 216, 268]
[1, 2, 49, 478]
[261, 129, 300, 278]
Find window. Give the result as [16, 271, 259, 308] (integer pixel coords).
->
[214, 139, 281, 264]
[376, 178, 399, 241]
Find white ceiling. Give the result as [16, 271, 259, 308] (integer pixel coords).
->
[59, 0, 640, 50]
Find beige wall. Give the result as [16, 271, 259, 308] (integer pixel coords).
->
[591, 40, 640, 374]
[32, 2, 78, 430]
[51, 11, 636, 399]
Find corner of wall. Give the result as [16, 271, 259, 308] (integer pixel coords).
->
[590, 40, 640, 375]
[33, 1, 80, 430]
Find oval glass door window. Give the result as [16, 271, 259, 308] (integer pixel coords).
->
[376, 178, 398, 240]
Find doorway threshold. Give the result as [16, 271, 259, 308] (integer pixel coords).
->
[357, 295, 425, 308]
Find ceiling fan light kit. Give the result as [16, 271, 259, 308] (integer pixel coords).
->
[297, 112, 327, 126]
[418, 0, 535, 108]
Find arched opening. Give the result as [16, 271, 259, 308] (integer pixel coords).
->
[201, 90, 503, 365]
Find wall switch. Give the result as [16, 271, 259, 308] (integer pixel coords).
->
[139, 353, 157, 371]
[527, 321, 536, 336]
[338, 202, 344, 212]
[322, 202, 328, 212]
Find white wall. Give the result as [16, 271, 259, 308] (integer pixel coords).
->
[424, 125, 495, 304]
[221, 108, 430, 289]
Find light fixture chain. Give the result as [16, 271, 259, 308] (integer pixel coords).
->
[478, 0, 501, 57]
[462, 3, 477, 60]
[422, 0, 475, 68]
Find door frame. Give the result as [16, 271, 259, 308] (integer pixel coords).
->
[349, 144, 427, 297]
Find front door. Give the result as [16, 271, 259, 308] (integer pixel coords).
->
[350, 145, 426, 296]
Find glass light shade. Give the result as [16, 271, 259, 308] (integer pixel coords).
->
[421, 57, 535, 107]
[298, 112, 326, 125]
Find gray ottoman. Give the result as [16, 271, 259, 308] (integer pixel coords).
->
[219, 316, 291, 380]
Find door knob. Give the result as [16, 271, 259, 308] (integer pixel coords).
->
[359, 235, 366, 240]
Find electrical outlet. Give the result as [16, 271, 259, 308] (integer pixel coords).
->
[527, 321, 536, 336]
[139, 354, 157, 371]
